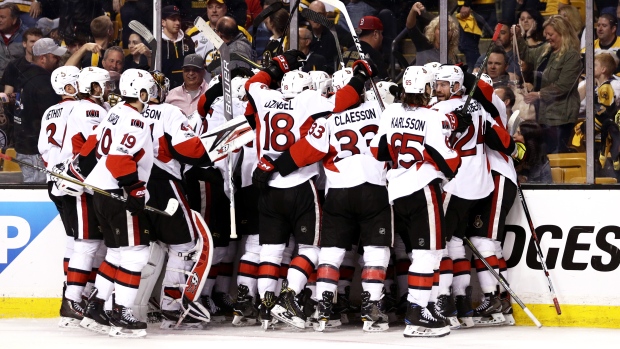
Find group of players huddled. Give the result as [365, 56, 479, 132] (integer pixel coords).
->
[40, 48, 523, 339]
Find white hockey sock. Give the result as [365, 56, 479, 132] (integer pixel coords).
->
[429, 270, 440, 303]
[362, 246, 390, 301]
[83, 243, 107, 299]
[237, 234, 260, 299]
[161, 242, 195, 311]
[63, 236, 74, 277]
[287, 244, 319, 294]
[94, 248, 121, 302]
[471, 237, 500, 294]
[315, 247, 345, 301]
[407, 250, 441, 307]
[337, 246, 356, 294]
[277, 236, 295, 295]
[66, 239, 102, 302]
[114, 245, 149, 307]
[438, 248, 453, 296]
[448, 237, 470, 296]
[257, 243, 285, 299]
[495, 240, 508, 293]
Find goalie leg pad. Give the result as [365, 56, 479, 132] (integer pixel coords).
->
[133, 241, 166, 321]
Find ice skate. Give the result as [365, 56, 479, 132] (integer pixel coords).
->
[80, 289, 111, 334]
[271, 280, 306, 329]
[360, 291, 389, 332]
[109, 303, 147, 338]
[500, 292, 515, 325]
[427, 301, 449, 327]
[212, 291, 235, 318]
[313, 291, 334, 332]
[473, 293, 505, 326]
[455, 286, 474, 328]
[259, 291, 277, 330]
[435, 294, 460, 329]
[58, 294, 85, 328]
[232, 285, 259, 327]
[403, 303, 450, 338]
[201, 295, 226, 323]
[333, 286, 359, 324]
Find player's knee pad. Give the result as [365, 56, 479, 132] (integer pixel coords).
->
[363, 246, 390, 268]
[297, 244, 320, 266]
[133, 242, 166, 321]
[241, 234, 260, 264]
[318, 247, 346, 267]
[410, 249, 442, 271]
[260, 243, 286, 265]
[470, 236, 496, 258]
[73, 239, 102, 256]
[393, 235, 408, 260]
[447, 237, 465, 260]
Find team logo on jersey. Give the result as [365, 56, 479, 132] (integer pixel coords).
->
[473, 215, 484, 229]
[301, 226, 307, 233]
[131, 119, 144, 129]
[86, 110, 99, 118]
[418, 238, 425, 246]
[379, 228, 385, 235]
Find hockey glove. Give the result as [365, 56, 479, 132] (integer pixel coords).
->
[266, 49, 307, 81]
[352, 59, 377, 80]
[252, 155, 278, 191]
[52, 157, 85, 197]
[124, 181, 147, 214]
[512, 142, 527, 164]
[449, 109, 473, 133]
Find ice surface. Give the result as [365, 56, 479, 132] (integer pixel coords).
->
[2, 319, 619, 349]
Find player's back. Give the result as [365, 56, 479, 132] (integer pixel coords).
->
[38, 100, 78, 169]
[59, 99, 107, 162]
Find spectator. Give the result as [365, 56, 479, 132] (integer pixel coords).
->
[477, 46, 511, 85]
[262, 7, 289, 63]
[161, 5, 195, 89]
[119, 0, 152, 49]
[251, 0, 280, 59]
[186, 0, 252, 53]
[2, 27, 42, 95]
[245, 0, 262, 29]
[458, 0, 497, 31]
[299, 27, 328, 73]
[473, 22, 521, 82]
[580, 14, 620, 72]
[0, 3, 27, 81]
[57, 0, 105, 45]
[101, 46, 124, 74]
[212, 16, 253, 74]
[513, 120, 553, 183]
[35, 17, 58, 37]
[6, 0, 41, 29]
[347, 16, 387, 79]
[178, 0, 247, 30]
[518, 8, 546, 48]
[308, 1, 338, 73]
[13, 38, 64, 183]
[166, 53, 208, 115]
[406, 3, 460, 65]
[495, 84, 516, 118]
[518, 15, 582, 154]
[124, 32, 151, 70]
[558, 5, 584, 48]
[63, 15, 113, 69]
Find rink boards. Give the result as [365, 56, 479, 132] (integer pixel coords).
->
[1, 187, 619, 328]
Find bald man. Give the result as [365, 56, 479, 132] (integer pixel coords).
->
[299, 27, 330, 74]
[212, 16, 254, 74]
[308, 1, 339, 72]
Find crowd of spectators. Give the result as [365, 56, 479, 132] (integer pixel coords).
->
[0, 0, 618, 184]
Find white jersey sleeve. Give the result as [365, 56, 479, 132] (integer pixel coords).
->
[486, 93, 517, 184]
[58, 99, 107, 162]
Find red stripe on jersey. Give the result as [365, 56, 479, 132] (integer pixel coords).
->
[317, 264, 339, 284]
[197, 93, 208, 117]
[258, 262, 280, 280]
[333, 85, 360, 113]
[453, 258, 471, 276]
[307, 270, 317, 284]
[63, 258, 69, 276]
[439, 257, 453, 274]
[157, 136, 174, 163]
[407, 272, 433, 290]
[339, 265, 355, 281]
[429, 184, 443, 250]
[475, 255, 499, 271]
[248, 71, 272, 88]
[106, 154, 138, 179]
[478, 80, 494, 103]
[321, 145, 340, 173]
[80, 193, 89, 239]
[79, 134, 98, 157]
[290, 255, 315, 279]
[238, 261, 259, 277]
[66, 267, 90, 285]
[395, 259, 411, 276]
[279, 264, 289, 279]
[115, 267, 141, 288]
[71, 132, 87, 155]
[299, 117, 315, 138]
[219, 262, 234, 276]
[361, 266, 387, 283]
[133, 148, 145, 163]
[289, 137, 326, 168]
[490, 122, 513, 150]
[174, 137, 206, 159]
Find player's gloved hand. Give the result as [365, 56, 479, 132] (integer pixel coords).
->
[53, 158, 85, 197]
[231, 67, 255, 79]
[512, 142, 526, 163]
[352, 59, 377, 80]
[124, 181, 147, 214]
[449, 108, 473, 133]
[252, 155, 278, 191]
[266, 50, 307, 81]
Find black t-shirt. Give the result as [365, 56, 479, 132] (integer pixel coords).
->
[1, 56, 31, 91]
[310, 28, 338, 72]
[124, 54, 149, 71]
[343, 41, 388, 80]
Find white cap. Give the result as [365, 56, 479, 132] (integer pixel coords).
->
[33, 38, 67, 57]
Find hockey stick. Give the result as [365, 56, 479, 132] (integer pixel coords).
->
[207, 53, 262, 71]
[128, 20, 157, 70]
[507, 110, 521, 136]
[516, 181, 562, 315]
[463, 237, 543, 327]
[300, 8, 344, 69]
[277, 0, 302, 55]
[319, 0, 384, 111]
[252, 2, 285, 51]
[0, 152, 178, 216]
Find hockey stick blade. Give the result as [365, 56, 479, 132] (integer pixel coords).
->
[0, 152, 174, 216]
[253, 2, 285, 32]
[194, 17, 223, 49]
[164, 198, 180, 216]
[200, 117, 255, 162]
[300, 8, 333, 29]
[128, 20, 155, 47]
[507, 110, 520, 135]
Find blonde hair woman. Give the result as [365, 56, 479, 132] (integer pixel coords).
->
[405, 2, 460, 65]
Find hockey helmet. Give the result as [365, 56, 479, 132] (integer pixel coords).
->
[423, 62, 442, 75]
[119, 68, 156, 104]
[434, 65, 464, 95]
[309, 71, 332, 96]
[150, 70, 170, 103]
[402, 66, 434, 95]
[77, 66, 110, 96]
[331, 68, 354, 92]
[51, 66, 80, 96]
[480, 73, 493, 86]
[231, 76, 249, 100]
[365, 81, 398, 105]
[281, 71, 313, 98]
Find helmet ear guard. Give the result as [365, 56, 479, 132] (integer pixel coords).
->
[77, 67, 110, 99]
[433, 65, 465, 97]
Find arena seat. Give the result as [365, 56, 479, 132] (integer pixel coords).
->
[550, 167, 564, 183]
[547, 153, 586, 183]
[567, 177, 618, 184]
[2, 148, 20, 172]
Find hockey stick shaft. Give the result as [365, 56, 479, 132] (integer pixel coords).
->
[228, 158, 237, 239]
[252, 2, 285, 50]
[0, 152, 174, 216]
[277, 0, 302, 55]
[128, 20, 158, 72]
[462, 24, 502, 112]
[300, 8, 344, 69]
[516, 181, 562, 315]
[464, 237, 542, 328]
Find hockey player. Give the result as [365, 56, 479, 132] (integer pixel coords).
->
[372, 65, 461, 338]
[38, 66, 82, 327]
[51, 66, 111, 329]
[244, 50, 377, 329]
[430, 65, 516, 328]
[77, 69, 157, 338]
[280, 67, 392, 332]
[365, 81, 399, 106]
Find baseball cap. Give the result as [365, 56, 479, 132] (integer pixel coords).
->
[33, 38, 67, 57]
[358, 16, 383, 31]
[162, 5, 181, 19]
[183, 54, 205, 69]
[36, 17, 59, 36]
[208, 0, 225, 4]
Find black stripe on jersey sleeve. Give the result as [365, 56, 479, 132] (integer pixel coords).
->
[274, 150, 299, 177]
[375, 134, 391, 162]
[485, 120, 516, 156]
[425, 144, 457, 179]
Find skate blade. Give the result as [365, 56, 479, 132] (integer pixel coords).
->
[160, 319, 206, 330]
[473, 313, 506, 327]
[447, 316, 461, 330]
[271, 305, 305, 329]
[313, 320, 327, 332]
[503, 313, 515, 326]
[261, 319, 275, 330]
[403, 325, 450, 338]
[327, 318, 341, 328]
[362, 320, 389, 332]
[79, 317, 111, 334]
[109, 326, 147, 338]
[58, 317, 82, 328]
[232, 315, 257, 327]
[457, 316, 475, 328]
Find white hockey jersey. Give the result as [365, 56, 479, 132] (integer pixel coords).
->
[374, 103, 460, 203]
[141, 102, 207, 180]
[57, 98, 107, 163]
[288, 100, 386, 191]
[486, 93, 517, 185]
[83, 103, 154, 192]
[38, 99, 78, 185]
